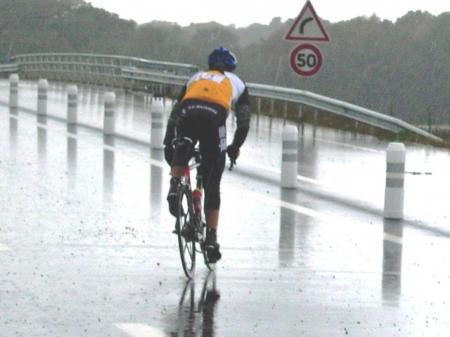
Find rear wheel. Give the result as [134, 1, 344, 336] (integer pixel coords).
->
[176, 185, 196, 278]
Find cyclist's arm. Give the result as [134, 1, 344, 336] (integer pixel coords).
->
[230, 87, 251, 149]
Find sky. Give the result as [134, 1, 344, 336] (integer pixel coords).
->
[86, 0, 449, 27]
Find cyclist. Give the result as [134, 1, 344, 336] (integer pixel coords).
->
[163, 47, 251, 262]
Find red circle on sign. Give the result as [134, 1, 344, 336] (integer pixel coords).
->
[289, 43, 323, 77]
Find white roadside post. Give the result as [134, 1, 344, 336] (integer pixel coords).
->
[67, 85, 78, 125]
[103, 92, 116, 136]
[281, 124, 298, 188]
[151, 98, 164, 149]
[9, 74, 19, 109]
[384, 142, 406, 219]
[37, 79, 48, 116]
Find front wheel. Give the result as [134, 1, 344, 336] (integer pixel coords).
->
[176, 185, 196, 278]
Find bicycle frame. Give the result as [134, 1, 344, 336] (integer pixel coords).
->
[182, 151, 203, 194]
[185, 152, 203, 222]
[175, 149, 213, 278]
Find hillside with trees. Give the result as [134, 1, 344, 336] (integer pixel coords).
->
[0, 0, 448, 125]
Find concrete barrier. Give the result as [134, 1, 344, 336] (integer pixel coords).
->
[384, 142, 406, 219]
[103, 92, 116, 135]
[67, 85, 78, 125]
[281, 124, 298, 188]
[37, 79, 48, 116]
[151, 98, 164, 149]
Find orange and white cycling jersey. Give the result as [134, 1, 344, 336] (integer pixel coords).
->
[182, 70, 246, 112]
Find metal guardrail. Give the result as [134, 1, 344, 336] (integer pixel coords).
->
[0, 52, 442, 142]
[0, 53, 198, 89]
[247, 83, 442, 142]
[0, 63, 19, 73]
[121, 66, 187, 86]
[11, 52, 198, 76]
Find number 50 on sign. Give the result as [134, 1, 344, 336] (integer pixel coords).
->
[289, 43, 323, 77]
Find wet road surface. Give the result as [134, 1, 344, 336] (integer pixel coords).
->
[1, 81, 450, 336]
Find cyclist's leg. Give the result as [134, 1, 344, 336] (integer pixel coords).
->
[167, 112, 197, 216]
[167, 137, 195, 216]
[202, 153, 225, 255]
[171, 112, 197, 177]
[202, 154, 226, 229]
[198, 112, 226, 260]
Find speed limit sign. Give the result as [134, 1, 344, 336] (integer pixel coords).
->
[289, 43, 323, 77]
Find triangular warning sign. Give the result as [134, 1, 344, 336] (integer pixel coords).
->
[285, 1, 330, 42]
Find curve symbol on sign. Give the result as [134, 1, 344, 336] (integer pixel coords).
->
[299, 17, 313, 34]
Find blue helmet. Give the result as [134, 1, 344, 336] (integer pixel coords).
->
[208, 47, 237, 72]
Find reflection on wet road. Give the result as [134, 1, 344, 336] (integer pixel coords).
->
[0, 81, 449, 336]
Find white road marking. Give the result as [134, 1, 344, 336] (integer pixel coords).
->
[300, 135, 382, 153]
[252, 123, 380, 153]
[383, 233, 403, 245]
[247, 162, 322, 186]
[115, 323, 167, 337]
[0, 243, 10, 252]
[247, 190, 331, 222]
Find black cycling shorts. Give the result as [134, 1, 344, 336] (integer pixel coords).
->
[172, 99, 227, 210]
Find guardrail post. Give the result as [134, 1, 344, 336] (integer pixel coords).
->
[256, 97, 261, 126]
[151, 98, 164, 149]
[103, 92, 116, 136]
[283, 102, 288, 125]
[9, 74, 19, 109]
[67, 85, 78, 125]
[37, 79, 48, 116]
[270, 99, 275, 116]
[281, 124, 298, 189]
[297, 106, 304, 136]
[145, 93, 152, 106]
[384, 142, 406, 219]
[256, 97, 261, 113]
[313, 109, 319, 137]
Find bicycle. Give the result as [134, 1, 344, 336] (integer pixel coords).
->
[174, 147, 215, 279]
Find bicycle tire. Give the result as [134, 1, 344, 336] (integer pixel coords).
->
[176, 185, 196, 278]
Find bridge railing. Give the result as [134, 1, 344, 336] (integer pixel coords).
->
[1, 53, 197, 89]
[247, 83, 442, 142]
[0, 63, 19, 73]
[10, 53, 198, 76]
[0, 52, 442, 143]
